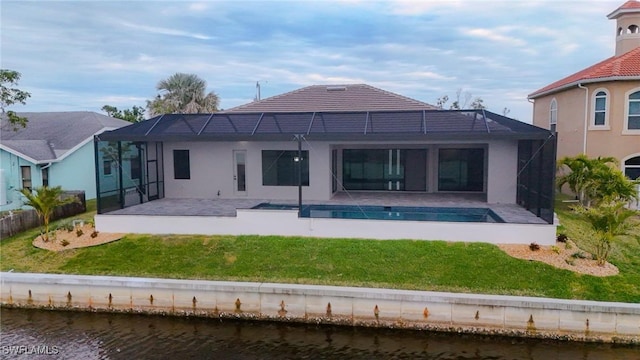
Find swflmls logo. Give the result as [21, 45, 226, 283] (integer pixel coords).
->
[1, 345, 60, 355]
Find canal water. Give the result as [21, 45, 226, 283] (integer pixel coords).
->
[0, 308, 637, 359]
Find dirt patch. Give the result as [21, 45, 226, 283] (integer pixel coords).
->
[33, 224, 125, 252]
[497, 240, 619, 277]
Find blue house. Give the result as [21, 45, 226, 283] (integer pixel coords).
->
[0, 111, 130, 210]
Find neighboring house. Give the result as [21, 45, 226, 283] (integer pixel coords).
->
[93, 84, 557, 244]
[529, 0, 640, 184]
[0, 111, 131, 210]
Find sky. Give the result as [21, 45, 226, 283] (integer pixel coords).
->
[0, 0, 626, 123]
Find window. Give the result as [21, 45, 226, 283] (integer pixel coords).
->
[624, 156, 640, 180]
[626, 90, 640, 131]
[262, 150, 309, 186]
[21, 166, 32, 191]
[41, 167, 49, 187]
[438, 148, 484, 192]
[173, 150, 190, 179]
[592, 90, 608, 127]
[103, 160, 112, 175]
[130, 155, 141, 180]
[549, 98, 557, 132]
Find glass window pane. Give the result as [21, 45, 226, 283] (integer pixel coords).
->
[594, 112, 605, 126]
[262, 150, 309, 186]
[173, 150, 190, 179]
[595, 97, 606, 111]
[438, 148, 484, 192]
[625, 156, 640, 166]
[629, 115, 640, 130]
[629, 91, 640, 100]
[596, 91, 606, 96]
[625, 167, 640, 180]
[629, 101, 640, 115]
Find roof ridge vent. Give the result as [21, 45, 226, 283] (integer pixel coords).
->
[326, 85, 347, 91]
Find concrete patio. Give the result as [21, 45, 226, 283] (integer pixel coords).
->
[106, 192, 547, 224]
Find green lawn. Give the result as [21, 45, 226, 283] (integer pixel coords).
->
[1, 198, 638, 302]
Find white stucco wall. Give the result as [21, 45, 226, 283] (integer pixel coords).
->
[163, 141, 333, 201]
[486, 140, 518, 204]
[96, 210, 557, 245]
[160, 140, 519, 204]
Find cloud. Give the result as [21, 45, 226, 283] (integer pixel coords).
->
[118, 21, 213, 40]
[462, 27, 527, 47]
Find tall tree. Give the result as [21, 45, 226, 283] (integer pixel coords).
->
[146, 73, 219, 116]
[101, 105, 146, 123]
[19, 186, 78, 242]
[436, 89, 487, 110]
[1, 69, 31, 130]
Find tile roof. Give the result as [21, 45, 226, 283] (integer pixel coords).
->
[98, 110, 552, 142]
[607, 0, 640, 18]
[0, 111, 130, 162]
[223, 84, 438, 113]
[528, 46, 640, 98]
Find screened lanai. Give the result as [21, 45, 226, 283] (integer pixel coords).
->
[94, 109, 557, 224]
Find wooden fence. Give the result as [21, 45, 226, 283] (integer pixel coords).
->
[0, 191, 86, 240]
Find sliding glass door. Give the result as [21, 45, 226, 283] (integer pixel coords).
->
[342, 149, 427, 191]
[438, 148, 484, 192]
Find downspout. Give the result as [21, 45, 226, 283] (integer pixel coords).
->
[578, 83, 588, 154]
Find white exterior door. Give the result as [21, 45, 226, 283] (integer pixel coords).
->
[233, 150, 247, 196]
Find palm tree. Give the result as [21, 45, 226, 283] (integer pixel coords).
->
[556, 155, 618, 206]
[147, 73, 219, 116]
[574, 201, 638, 266]
[19, 186, 78, 242]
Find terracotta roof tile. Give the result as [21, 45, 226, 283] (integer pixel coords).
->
[608, 0, 640, 18]
[222, 84, 437, 113]
[528, 47, 640, 98]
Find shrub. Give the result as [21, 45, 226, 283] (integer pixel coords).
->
[551, 245, 561, 254]
[571, 251, 588, 259]
[529, 242, 540, 251]
[90, 231, 99, 238]
[556, 234, 568, 243]
[565, 258, 575, 266]
[60, 239, 70, 247]
[76, 229, 84, 237]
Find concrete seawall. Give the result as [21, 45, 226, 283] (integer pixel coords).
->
[1, 272, 638, 343]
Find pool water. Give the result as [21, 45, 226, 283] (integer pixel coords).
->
[252, 203, 504, 223]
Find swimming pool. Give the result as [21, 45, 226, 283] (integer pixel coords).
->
[251, 203, 504, 223]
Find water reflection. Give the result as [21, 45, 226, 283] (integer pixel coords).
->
[0, 308, 636, 359]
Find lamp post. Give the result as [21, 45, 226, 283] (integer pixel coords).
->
[295, 134, 303, 217]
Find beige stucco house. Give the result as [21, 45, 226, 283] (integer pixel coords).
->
[528, 0, 640, 183]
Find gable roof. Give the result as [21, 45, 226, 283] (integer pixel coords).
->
[98, 109, 552, 142]
[0, 111, 130, 163]
[223, 84, 438, 113]
[528, 47, 640, 99]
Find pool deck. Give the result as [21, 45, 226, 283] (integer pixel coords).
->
[106, 192, 547, 224]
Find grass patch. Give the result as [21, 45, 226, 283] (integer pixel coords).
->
[1, 196, 639, 302]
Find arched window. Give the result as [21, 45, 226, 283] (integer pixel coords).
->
[549, 98, 557, 132]
[628, 25, 639, 34]
[624, 155, 640, 180]
[618, 27, 624, 36]
[626, 89, 640, 131]
[592, 90, 608, 128]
